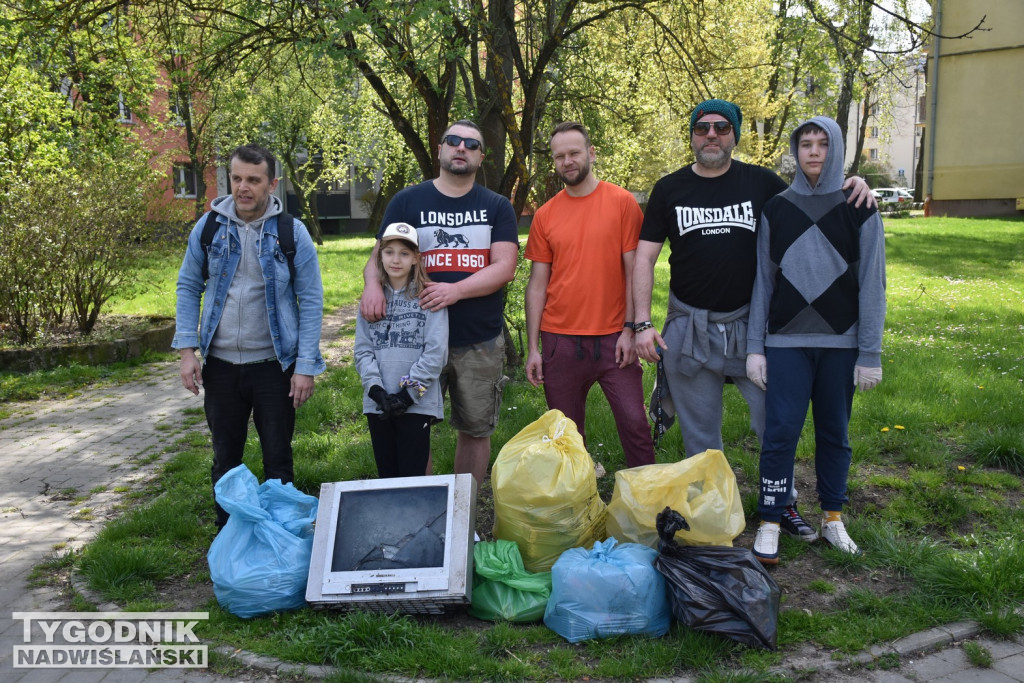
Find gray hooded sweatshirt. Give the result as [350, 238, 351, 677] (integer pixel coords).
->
[207, 194, 280, 364]
[747, 116, 886, 368]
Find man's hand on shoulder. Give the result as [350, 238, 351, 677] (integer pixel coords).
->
[843, 176, 877, 209]
[179, 350, 202, 396]
[419, 281, 461, 312]
[290, 373, 315, 408]
[360, 281, 386, 322]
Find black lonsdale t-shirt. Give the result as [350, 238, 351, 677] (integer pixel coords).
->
[640, 161, 787, 312]
[379, 181, 519, 347]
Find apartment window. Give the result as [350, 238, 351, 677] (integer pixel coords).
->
[173, 163, 197, 198]
[117, 93, 133, 123]
[870, 126, 879, 139]
[869, 148, 879, 161]
[870, 103, 879, 116]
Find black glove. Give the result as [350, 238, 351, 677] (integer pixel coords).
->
[385, 388, 414, 417]
[368, 385, 390, 418]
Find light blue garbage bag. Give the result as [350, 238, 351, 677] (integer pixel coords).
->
[544, 537, 670, 643]
[207, 464, 318, 618]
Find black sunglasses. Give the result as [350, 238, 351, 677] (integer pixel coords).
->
[442, 134, 483, 151]
[693, 121, 733, 136]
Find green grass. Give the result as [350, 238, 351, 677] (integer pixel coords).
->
[962, 640, 993, 668]
[19, 216, 1024, 679]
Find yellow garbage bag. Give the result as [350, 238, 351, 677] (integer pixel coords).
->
[492, 410, 607, 572]
[606, 449, 744, 548]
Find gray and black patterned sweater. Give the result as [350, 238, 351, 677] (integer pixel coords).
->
[747, 115, 886, 368]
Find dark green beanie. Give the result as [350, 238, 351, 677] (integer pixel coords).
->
[690, 99, 742, 143]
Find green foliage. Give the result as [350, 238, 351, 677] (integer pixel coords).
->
[977, 609, 1024, 638]
[1, 0, 165, 342]
[0, 144, 163, 341]
[857, 159, 896, 188]
[210, 51, 392, 242]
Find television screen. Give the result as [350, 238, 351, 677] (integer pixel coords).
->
[306, 474, 476, 613]
[330, 486, 447, 572]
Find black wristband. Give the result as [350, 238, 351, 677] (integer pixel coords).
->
[623, 322, 635, 331]
[634, 321, 654, 334]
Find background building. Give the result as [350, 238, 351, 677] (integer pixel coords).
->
[922, 0, 1024, 217]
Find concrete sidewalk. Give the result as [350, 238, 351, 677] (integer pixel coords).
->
[0, 362, 270, 682]
[1, 359, 1022, 682]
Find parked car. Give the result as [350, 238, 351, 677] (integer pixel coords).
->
[872, 187, 913, 204]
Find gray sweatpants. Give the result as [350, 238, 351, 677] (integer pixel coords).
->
[662, 313, 797, 505]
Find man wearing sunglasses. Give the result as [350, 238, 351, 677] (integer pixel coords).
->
[632, 98, 875, 543]
[360, 119, 519, 486]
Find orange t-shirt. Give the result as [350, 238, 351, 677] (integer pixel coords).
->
[524, 181, 643, 335]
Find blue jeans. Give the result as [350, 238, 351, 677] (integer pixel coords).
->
[203, 356, 296, 527]
[758, 347, 857, 521]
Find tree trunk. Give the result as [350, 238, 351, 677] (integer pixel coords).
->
[284, 156, 323, 244]
[848, 91, 872, 178]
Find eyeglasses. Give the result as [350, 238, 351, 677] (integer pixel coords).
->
[693, 121, 733, 136]
[442, 134, 482, 151]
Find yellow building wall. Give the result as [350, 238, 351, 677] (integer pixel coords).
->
[926, 0, 1024, 208]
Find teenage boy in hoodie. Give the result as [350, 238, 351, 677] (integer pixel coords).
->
[173, 143, 325, 529]
[746, 117, 886, 565]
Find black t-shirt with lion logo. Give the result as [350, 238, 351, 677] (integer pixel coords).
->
[379, 181, 518, 347]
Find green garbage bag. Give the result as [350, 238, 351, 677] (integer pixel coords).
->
[469, 540, 553, 622]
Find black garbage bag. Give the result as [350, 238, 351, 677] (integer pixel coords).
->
[653, 507, 781, 650]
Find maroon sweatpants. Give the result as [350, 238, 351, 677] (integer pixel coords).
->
[540, 330, 655, 468]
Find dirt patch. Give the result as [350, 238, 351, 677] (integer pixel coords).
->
[320, 303, 359, 365]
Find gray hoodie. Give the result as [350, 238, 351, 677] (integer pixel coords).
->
[747, 116, 886, 368]
[207, 194, 280, 364]
[788, 116, 846, 195]
[354, 284, 449, 420]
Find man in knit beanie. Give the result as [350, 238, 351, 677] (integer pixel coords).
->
[632, 99, 875, 544]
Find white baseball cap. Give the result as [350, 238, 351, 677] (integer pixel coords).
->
[380, 222, 418, 248]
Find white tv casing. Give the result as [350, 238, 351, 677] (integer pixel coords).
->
[306, 474, 476, 614]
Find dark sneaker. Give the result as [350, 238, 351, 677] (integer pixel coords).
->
[780, 504, 819, 542]
[753, 522, 781, 565]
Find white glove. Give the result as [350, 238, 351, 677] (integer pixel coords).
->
[854, 365, 882, 391]
[746, 353, 767, 391]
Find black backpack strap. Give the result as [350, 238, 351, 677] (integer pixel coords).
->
[277, 212, 296, 281]
[199, 211, 220, 281]
[199, 210, 297, 281]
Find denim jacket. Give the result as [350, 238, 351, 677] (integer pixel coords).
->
[172, 202, 326, 376]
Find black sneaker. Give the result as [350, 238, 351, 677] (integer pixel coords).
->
[780, 504, 818, 542]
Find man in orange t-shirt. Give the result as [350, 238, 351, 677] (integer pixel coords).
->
[524, 122, 655, 468]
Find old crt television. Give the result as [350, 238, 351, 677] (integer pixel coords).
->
[306, 474, 476, 614]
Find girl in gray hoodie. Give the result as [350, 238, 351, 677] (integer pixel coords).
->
[355, 223, 448, 478]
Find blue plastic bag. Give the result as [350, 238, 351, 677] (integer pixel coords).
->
[207, 464, 318, 618]
[544, 538, 670, 642]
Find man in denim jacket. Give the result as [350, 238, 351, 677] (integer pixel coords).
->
[172, 144, 325, 529]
